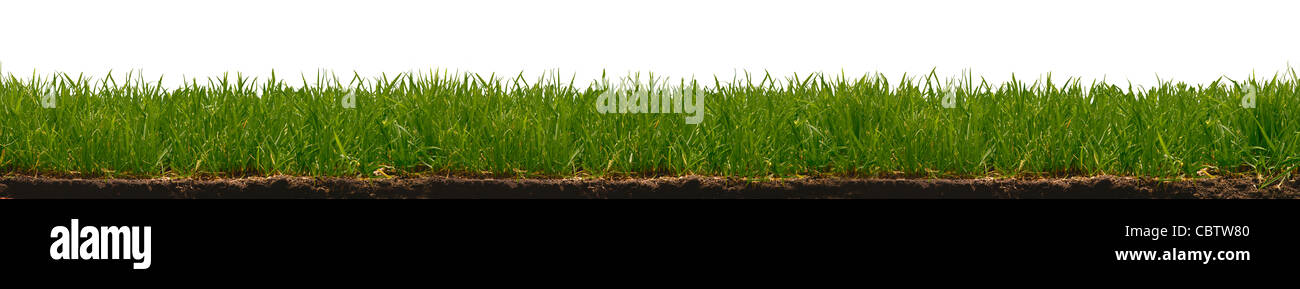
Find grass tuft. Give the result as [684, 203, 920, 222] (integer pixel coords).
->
[1, 69, 1297, 179]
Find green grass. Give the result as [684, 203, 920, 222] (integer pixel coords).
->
[1, 68, 1298, 180]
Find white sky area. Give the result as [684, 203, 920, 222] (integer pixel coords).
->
[1, 0, 1298, 88]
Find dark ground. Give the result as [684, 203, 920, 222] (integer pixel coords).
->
[1, 175, 1298, 198]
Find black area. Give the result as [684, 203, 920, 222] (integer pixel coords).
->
[1, 199, 1295, 281]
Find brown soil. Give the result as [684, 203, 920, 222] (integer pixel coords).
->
[1, 175, 1298, 199]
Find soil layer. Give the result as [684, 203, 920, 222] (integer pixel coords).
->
[1, 175, 1298, 198]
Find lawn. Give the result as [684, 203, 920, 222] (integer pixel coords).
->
[1, 69, 1297, 181]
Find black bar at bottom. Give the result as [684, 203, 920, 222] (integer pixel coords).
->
[1, 200, 1293, 278]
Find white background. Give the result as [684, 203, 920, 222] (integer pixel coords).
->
[1, 0, 1297, 87]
